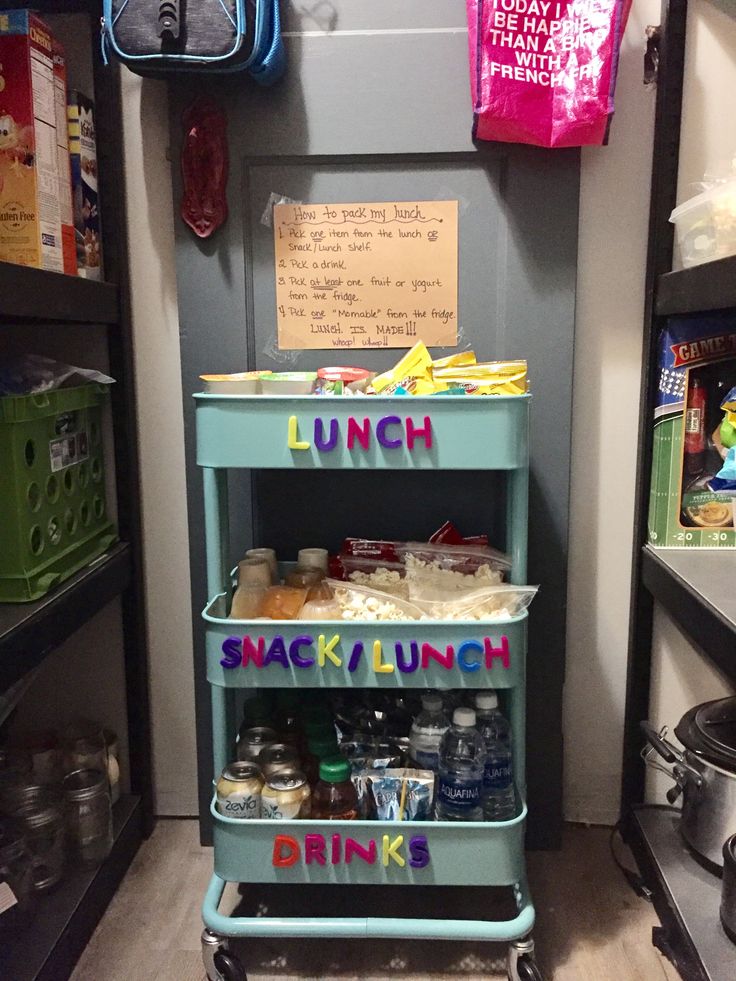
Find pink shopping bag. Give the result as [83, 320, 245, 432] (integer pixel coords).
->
[467, 0, 632, 148]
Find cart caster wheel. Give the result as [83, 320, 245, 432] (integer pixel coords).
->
[516, 956, 544, 981]
[213, 950, 247, 981]
[507, 938, 545, 981]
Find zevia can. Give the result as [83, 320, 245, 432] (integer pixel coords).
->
[216, 761, 264, 819]
[259, 742, 300, 778]
[261, 768, 311, 820]
[237, 726, 278, 763]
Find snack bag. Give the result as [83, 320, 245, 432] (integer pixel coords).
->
[467, 0, 632, 148]
[371, 341, 435, 395]
[433, 360, 528, 395]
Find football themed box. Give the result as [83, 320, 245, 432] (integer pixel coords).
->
[648, 314, 736, 548]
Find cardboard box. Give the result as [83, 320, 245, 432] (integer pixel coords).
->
[0, 10, 63, 271]
[67, 90, 101, 279]
[648, 315, 736, 547]
[52, 38, 76, 275]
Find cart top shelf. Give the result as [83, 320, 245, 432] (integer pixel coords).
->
[194, 393, 530, 471]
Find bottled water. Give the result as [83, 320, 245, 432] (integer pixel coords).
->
[435, 708, 486, 821]
[409, 694, 449, 772]
[476, 692, 515, 820]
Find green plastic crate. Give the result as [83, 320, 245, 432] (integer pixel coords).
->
[0, 384, 118, 602]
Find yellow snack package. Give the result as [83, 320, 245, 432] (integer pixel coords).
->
[431, 351, 477, 370]
[433, 360, 529, 395]
[371, 341, 434, 394]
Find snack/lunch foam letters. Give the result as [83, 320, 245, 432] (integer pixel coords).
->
[406, 415, 433, 450]
[287, 415, 310, 450]
[457, 639, 483, 672]
[270, 833, 431, 869]
[347, 416, 371, 450]
[376, 415, 403, 449]
[221, 634, 512, 676]
[314, 417, 338, 451]
[272, 835, 300, 867]
[318, 633, 342, 667]
[372, 639, 395, 673]
[382, 834, 406, 867]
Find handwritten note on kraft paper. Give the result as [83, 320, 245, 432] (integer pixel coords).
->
[273, 200, 458, 350]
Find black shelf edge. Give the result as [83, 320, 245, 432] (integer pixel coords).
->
[656, 255, 736, 316]
[0, 543, 132, 692]
[1, 795, 143, 981]
[626, 805, 735, 981]
[641, 545, 736, 684]
[0, 263, 119, 325]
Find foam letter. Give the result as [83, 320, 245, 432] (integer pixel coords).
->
[345, 837, 376, 865]
[241, 635, 265, 668]
[382, 834, 406, 867]
[289, 635, 315, 668]
[263, 635, 289, 669]
[331, 833, 341, 865]
[220, 636, 242, 669]
[305, 833, 327, 866]
[406, 416, 432, 450]
[314, 417, 339, 452]
[288, 415, 310, 450]
[347, 416, 371, 450]
[347, 641, 364, 673]
[421, 642, 454, 671]
[484, 635, 511, 670]
[373, 639, 395, 674]
[376, 415, 402, 449]
[318, 633, 342, 668]
[409, 835, 431, 869]
[395, 641, 420, 673]
[273, 834, 299, 867]
[457, 639, 483, 673]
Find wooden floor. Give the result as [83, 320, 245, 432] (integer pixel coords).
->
[71, 820, 679, 981]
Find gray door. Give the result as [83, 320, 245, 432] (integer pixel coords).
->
[170, 0, 578, 847]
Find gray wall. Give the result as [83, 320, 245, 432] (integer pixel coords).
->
[170, 1, 579, 846]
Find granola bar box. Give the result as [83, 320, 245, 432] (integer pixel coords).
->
[648, 315, 736, 547]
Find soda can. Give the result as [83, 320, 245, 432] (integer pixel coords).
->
[258, 742, 300, 778]
[261, 768, 311, 820]
[236, 726, 278, 763]
[216, 761, 264, 819]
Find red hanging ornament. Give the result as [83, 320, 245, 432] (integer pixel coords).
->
[180, 96, 228, 239]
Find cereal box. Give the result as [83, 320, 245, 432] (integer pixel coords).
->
[52, 39, 76, 275]
[648, 314, 736, 548]
[0, 10, 64, 271]
[67, 90, 101, 279]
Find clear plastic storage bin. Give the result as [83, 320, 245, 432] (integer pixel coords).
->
[670, 179, 736, 268]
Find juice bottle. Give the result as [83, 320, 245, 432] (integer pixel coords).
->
[311, 757, 359, 820]
[304, 734, 339, 786]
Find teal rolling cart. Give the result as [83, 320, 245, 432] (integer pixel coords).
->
[195, 393, 543, 981]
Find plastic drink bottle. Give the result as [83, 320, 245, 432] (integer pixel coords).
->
[409, 694, 450, 772]
[435, 708, 486, 821]
[310, 756, 359, 820]
[475, 692, 515, 820]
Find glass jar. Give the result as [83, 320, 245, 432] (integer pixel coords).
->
[0, 776, 48, 817]
[61, 722, 107, 777]
[0, 818, 34, 915]
[10, 730, 61, 785]
[15, 801, 65, 891]
[63, 769, 113, 869]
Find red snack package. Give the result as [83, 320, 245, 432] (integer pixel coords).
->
[180, 96, 228, 239]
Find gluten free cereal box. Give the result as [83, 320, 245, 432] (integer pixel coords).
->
[0, 11, 64, 271]
[648, 315, 736, 548]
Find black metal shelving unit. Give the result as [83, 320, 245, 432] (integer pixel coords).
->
[621, 1, 736, 978]
[0, 3, 153, 977]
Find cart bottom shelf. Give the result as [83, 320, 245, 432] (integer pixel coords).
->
[203, 872, 535, 942]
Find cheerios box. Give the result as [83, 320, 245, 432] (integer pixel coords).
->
[648, 315, 736, 548]
[0, 10, 64, 271]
